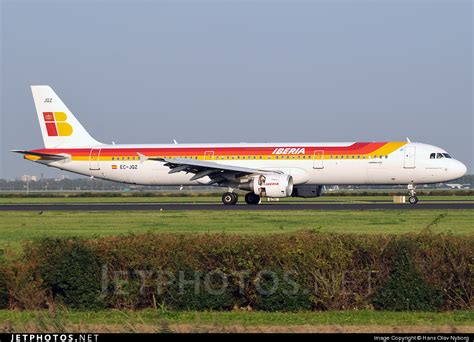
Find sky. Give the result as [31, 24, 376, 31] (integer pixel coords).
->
[1, 0, 472, 179]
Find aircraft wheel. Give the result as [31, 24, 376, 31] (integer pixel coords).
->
[222, 192, 238, 205]
[231, 192, 238, 204]
[245, 192, 260, 205]
[408, 196, 418, 205]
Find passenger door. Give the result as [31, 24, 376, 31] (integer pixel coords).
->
[404, 146, 416, 168]
[89, 148, 101, 170]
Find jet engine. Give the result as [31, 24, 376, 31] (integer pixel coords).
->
[239, 174, 294, 198]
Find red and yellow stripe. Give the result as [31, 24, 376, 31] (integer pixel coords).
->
[26, 142, 406, 161]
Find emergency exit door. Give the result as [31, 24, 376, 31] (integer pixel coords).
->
[313, 150, 324, 169]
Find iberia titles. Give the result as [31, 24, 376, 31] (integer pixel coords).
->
[272, 147, 305, 155]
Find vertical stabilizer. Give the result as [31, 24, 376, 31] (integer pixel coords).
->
[31, 85, 102, 148]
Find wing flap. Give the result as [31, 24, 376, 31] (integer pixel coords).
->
[147, 157, 281, 186]
[155, 157, 278, 175]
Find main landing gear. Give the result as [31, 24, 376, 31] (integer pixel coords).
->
[407, 184, 418, 205]
[222, 192, 238, 205]
[221, 192, 261, 205]
[244, 192, 260, 205]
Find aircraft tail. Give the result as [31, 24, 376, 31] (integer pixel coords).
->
[31, 85, 102, 148]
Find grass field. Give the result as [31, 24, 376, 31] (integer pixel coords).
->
[0, 195, 473, 204]
[0, 209, 472, 252]
[0, 310, 472, 333]
[0, 195, 472, 332]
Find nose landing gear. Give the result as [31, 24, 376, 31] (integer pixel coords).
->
[408, 184, 418, 205]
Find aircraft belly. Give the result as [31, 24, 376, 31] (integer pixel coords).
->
[42, 158, 447, 187]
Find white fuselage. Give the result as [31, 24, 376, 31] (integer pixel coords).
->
[31, 142, 467, 187]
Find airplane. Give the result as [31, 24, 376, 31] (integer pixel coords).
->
[12, 86, 467, 205]
[445, 184, 470, 190]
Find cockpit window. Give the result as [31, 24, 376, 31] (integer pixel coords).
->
[431, 152, 452, 159]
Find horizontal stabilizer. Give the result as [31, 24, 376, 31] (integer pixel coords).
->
[11, 150, 68, 160]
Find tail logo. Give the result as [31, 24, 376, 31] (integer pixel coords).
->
[43, 112, 73, 136]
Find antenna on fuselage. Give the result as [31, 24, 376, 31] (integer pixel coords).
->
[173, 139, 178, 144]
[406, 137, 411, 142]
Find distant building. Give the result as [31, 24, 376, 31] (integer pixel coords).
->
[54, 175, 68, 181]
[21, 175, 37, 182]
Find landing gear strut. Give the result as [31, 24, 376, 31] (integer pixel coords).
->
[407, 184, 418, 205]
[222, 192, 238, 205]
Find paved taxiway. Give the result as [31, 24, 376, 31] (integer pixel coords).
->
[0, 203, 472, 211]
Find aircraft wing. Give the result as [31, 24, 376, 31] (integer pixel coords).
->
[148, 156, 281, 185]
[11, 150, 68, 161]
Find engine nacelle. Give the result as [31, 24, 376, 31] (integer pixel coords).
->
[251, 174, 294, 198]
[291, 185, 324, 198]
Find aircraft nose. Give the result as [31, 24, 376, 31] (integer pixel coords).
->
[453, 160, 467, 179]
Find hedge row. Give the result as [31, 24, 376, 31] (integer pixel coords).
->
[0, 231, 472, 311]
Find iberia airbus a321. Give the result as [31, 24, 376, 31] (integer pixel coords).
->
[13, 86, 467, 205]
